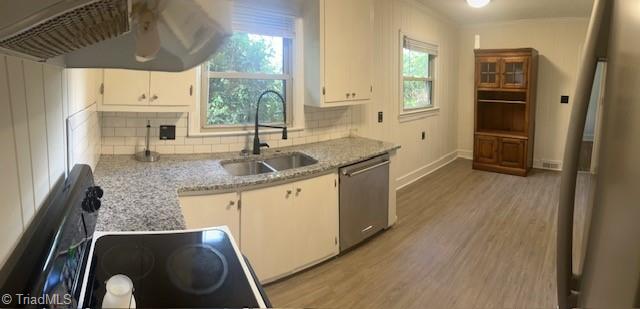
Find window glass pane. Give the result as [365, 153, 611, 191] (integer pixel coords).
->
[207, 78, 285, 126]
[403, 80, 432, 109]
[403, 48, 429, 78]
[208, 32, 284, 74]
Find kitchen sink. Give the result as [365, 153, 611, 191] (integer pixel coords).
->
[263, 153, 318, 171]
[221, 152, 318, 176]
[221, 161, 276, 177]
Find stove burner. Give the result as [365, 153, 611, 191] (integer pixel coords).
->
[101, 244, 155, 281]
[166, 244, 228, 295]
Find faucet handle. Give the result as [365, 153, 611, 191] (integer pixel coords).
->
[260, 142, 270, 149]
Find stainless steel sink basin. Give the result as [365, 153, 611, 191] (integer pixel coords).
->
[221, 161, 276, 176]
[263, 153, 318, 171]
[221, 152, 318, 176]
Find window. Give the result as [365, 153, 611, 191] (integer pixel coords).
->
[200, 5, 295, 129]
[401, 36, 438, 114]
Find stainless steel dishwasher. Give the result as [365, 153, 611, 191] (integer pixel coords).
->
[339, 154, 389, 252]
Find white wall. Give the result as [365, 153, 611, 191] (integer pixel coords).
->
[0, 57, 101, 267]
[457, 18, 589, 168]
[354, 0, 460, 188]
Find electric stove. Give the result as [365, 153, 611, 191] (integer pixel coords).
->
[79, 227, 267, 308]
[0, 164, 269, 309]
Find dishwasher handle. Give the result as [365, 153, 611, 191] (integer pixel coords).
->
[342, 160, 389, 177]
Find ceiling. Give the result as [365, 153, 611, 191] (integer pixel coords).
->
[418, 0, 594, 25]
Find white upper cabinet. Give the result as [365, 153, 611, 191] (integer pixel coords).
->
[101, 68, 197, 112]
[149, 70, 196, 106]
[103, 69, 149, 107]
[303, 0, 374, 107]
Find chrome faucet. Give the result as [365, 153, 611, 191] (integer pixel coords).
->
[253, 90, 288, 155]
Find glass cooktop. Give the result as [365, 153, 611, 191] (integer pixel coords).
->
[82, 229, 262, 308]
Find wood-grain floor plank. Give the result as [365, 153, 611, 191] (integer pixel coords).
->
[265, 159, 589, 308]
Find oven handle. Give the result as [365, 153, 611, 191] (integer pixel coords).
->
[343, 160, 389, 177]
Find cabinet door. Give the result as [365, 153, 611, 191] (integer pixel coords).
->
[348, 0, 373, 102]
[103, 69, 149, 105]
[241, 182, 296, 282]
[179, 192, 240, 240]
[499, 138, 525, 168]
[500, 57, 528, 89]
[475, 135, 499, 164]
[323, 0, 352, 103]
[291, 173, 339, 269]
[149, 69, 196, 106]
[476, 56, 500, 88]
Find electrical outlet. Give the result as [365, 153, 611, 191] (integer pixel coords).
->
[421, 131, 426, 140]
[159, 125, 176, 140]
[377, 111, 383, 123]
[561, 95, 569, 104]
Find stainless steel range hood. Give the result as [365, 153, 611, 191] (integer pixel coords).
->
[0, 0, 232, 72]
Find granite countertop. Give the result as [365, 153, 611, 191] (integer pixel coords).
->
[94, 137, 399, 232]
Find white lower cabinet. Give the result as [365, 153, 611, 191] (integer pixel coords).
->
[178, 172, 339, 283]
[179, 192, 240, 241]
[241, 172, 339, 283]
[240, 181, 298, 282]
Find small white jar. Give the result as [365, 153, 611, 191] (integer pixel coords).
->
[102, 274, 136, 308]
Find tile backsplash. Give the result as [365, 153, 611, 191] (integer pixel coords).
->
[101, 107, 356, 155]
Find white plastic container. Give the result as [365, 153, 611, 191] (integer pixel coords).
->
[102, 274, 136, 308]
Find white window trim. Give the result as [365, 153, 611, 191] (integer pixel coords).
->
[398, 31, 440, 122]
[188, 19, 306, 137]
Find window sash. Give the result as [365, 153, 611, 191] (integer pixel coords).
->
[201, 38, 293, 129]
[202, 77, 292, 129]
[403, 76, 433, 82]
[403, 78, 433, 110]
[400, 34, 438, 114]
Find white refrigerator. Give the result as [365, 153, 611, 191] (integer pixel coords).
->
[557, 0, 640, 308]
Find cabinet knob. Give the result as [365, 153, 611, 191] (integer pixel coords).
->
[352, 93, 356, 98]
[296, 188, 302, 195]
[139, 94, 146, 101]
[286, 189, 292, 197]
[151, 94, 158, 101]
[229, 201, 235, 206]
[346, 93, 350, 98]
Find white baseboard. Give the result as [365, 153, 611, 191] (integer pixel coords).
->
[457, 149, 473, 160]
[396, 151, 459, 191]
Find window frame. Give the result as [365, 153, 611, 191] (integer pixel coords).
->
[399, 33, 440, 121]
[199, 33, 294, 131]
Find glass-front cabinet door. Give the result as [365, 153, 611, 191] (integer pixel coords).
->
[476, 56, 500, 88]
[501, 57, 528, 89]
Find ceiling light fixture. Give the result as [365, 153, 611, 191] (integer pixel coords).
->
[466, 0, 491, 8]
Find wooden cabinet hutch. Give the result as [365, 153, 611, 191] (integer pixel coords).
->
[473, 48, 538, 176]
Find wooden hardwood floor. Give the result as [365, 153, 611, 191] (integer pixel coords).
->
[265, 159, 590, 308]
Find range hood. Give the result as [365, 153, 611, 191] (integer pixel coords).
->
[0, 0, 232, 72]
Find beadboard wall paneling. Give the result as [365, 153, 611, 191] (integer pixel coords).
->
[0, 56, 25, 270]
[0, 58, 101, 268]
[353, 0, 460, 188]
